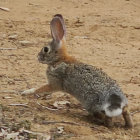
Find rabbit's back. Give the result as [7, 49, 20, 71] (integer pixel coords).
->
[47, 62, 127, 115]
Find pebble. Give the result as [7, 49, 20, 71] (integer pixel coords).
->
[0, 33, 6, 39]
[8, 34, 18, 40]
[19, 40, 32, 46]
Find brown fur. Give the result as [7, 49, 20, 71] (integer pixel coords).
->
[35, 84, 54, 93]
[56, 40, 78, 65]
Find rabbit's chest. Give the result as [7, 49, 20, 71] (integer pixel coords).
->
[46, 63, 68, 86]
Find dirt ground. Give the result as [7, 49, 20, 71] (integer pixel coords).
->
[0, 0, 140, 139]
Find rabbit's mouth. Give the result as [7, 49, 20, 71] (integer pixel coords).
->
[39, 60, 47, 64]
[38, 58, 47, 64]
[38, 54, 52, 64]
[38, 54, 46, 64]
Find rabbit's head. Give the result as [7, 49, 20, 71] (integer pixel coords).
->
[38, 14, 67, 65]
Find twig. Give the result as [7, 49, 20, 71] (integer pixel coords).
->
[0, 90, 18, 94]
[21, 129, 46, 136]
[36, 101, 58, 111]
[0, 126, 9, 129]
[20, 129, 51, 139]
[8, 103, 29, 108]
[0, 7, 10, 12]
[0, 48, 17, 50]
[42, 120, 99, 130]
[28, 3, 41, 7]
[131, 110, 140, 115]
[3, 96, 13, 99]
[43, 121, 82, 125]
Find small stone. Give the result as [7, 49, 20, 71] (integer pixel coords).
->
[19, 40, 32, 46]
[8, 34, 18, 40]
[6, 132, 19, 139]
[0, 33, 6, 39]
[2, 34, 6, 38]
[53, 100, 70, 108]
[57, 126, 64, 134]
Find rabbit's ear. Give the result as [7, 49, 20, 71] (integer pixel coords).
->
[54, 14, 66, 35]
[50, 14, 66, 43]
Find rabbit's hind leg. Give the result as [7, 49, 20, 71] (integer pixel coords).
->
[93, 112, 105, 120]
[88, 112, 105, 125]
[122, 106, 133, 128]
[105, 116, 114, 127]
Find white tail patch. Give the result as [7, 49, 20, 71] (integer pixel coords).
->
[103, 103, 122, 117]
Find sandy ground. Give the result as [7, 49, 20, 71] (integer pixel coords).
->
[0, 0, 140, 139]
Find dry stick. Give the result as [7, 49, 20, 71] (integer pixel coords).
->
[131, 110, 140, 115]
[20, 129, 51, 139]
[0, 7, 10, 12]
[43, 121, 82, 125]
[0, 48, 17, 50]
[0, 126, 8, 129]
[9, 103, 29, 108]
[0, 90, 18, 94]
[21, 129, 51, 138]
[42, 120, 99, 130]
[36, 101, 58, 111]
[3, 96, 13, 99]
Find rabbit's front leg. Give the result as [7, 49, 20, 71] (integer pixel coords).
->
[21, 84, 54, 95]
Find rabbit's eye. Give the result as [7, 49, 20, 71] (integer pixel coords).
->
[44, 47, 49, 53]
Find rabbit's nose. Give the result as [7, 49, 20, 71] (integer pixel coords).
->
[37, 53, 42, 61]
[38, 53, 45, 62]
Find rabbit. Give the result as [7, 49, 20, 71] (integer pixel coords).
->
[22, 14, 133, 128]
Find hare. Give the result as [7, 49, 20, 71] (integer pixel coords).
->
[22, 14, 133, 128]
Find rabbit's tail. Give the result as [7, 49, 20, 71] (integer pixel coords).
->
[103, 94, 125, 117]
